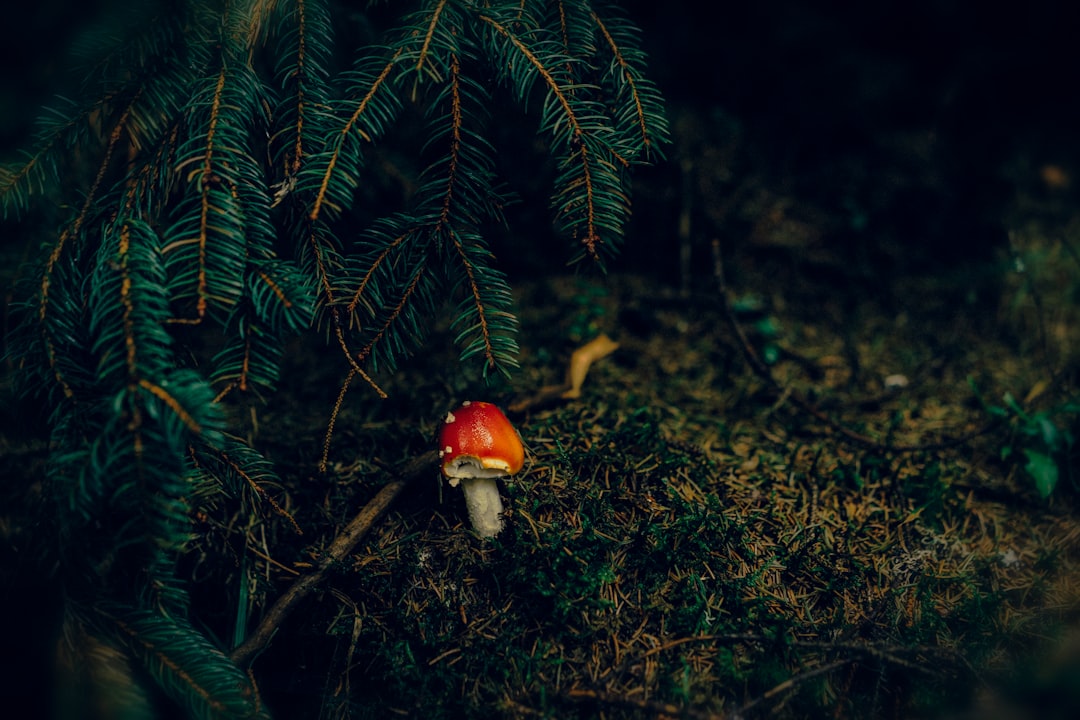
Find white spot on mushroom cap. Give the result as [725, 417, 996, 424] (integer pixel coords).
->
[445, 411, 456, 424]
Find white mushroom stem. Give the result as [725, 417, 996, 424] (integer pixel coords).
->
[456, 476, 504, 537]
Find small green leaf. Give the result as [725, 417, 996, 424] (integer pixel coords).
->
[1023, 449, 1059, 498]
[1037, 416, 1060, 450]
[754, 316, 781, 338]
[1003, 392, 1027, 419]
[762, 343, 780, 365]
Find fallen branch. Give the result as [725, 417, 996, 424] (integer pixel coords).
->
[711, 239, 1000, 453]
[562, 688, 727, 720]
[542, 633, 966, 719]
[733, 659, 850, 717]
[229, 450, 439, 668]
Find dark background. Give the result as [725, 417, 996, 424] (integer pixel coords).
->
[621, 0, 1080, 281]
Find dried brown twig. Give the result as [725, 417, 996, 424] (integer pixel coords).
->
[569, 634, 963, 719]
[711, 239, 1000, 453]
[561, 688, 727, 720]
[230, 450, 439, 668]
[733, 659, 851, 717]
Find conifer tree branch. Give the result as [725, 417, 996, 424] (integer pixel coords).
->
[117, 223, 140, 379]
[320, 366, 357, 473]
[450, 229, 497, 371]
[479, 12, 604, 258]
[113, 617, 225, 713]
[123, 122, 182, 219]
[309, 49, 404, 223]
[309, 221, 388, 399]
[437, 53, 464, 229]
[219, 447, 303, 535]
[288, 0, 309, 176]
[345, 233, 409, 318]
[592, 11, 652, 156]
[307, 224, 338, 305]
[100, 603, 266, 718]
[355, 257, 430, 365]
[137, 379, 205, 435]
[0, 89, 123, 218]
[416, 0, 450, 78]
[478, 11, 583, 164]
[244, 0, 281, 55]
[173, 64, 228, 325]
[554, 1, 579, 86]
[42, 92, 141, 318]
[333, 321, 387, 398]
[37, 93, 142, 401]
[275, 0, 331, 181]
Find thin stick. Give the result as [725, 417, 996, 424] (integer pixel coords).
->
[562, 688, 726, 720]
[711, 239, 1000, 453]
[229, 449, 439, 668]
[733, 659, 850, 716]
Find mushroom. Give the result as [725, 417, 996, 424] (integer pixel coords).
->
[438, 401, 524, 537]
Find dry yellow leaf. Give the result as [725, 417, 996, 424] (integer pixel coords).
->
[562, 334, 620, 399]
[1024, 379, 1049, 405]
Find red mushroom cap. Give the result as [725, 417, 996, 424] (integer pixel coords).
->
[438, 401, 524, 481]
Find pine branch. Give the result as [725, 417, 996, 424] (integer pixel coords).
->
[87, 219, 174, 388]
[190, 436, 302, 536]
[164, 52, 273, 324]
[69, 2, 201, 98]
[420, 53, 508, 228]
[35, 90, 142, 401]
[480, 9, 628, 261]
[345, 221, 437, 372]
[306, 48, 405, 223]
[448, 227, 520, 376]
[590, 6, 671, 161]
[210, 260, 315, 395]
[271, 0, 332, 183]
[95, 602, 267, 720]
[0, 96, 98, 219]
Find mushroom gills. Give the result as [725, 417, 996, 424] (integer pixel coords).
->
[442, 455, 513, 485]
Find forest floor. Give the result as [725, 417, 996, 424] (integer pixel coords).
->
[195, 137, 1080, 718]
[3, 123, 1080, 720]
